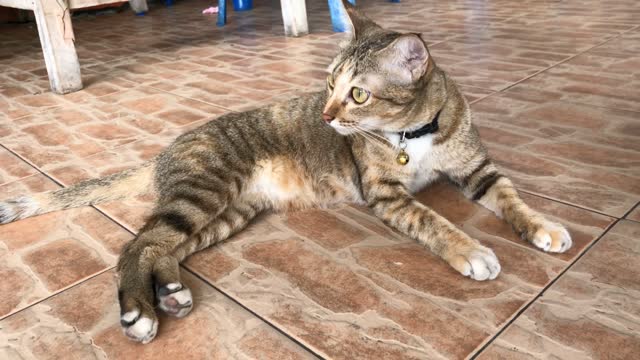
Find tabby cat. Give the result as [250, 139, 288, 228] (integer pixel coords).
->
[0, 1, 571, 343]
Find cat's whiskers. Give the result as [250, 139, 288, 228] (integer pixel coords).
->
[346, 126, 391, 151]
[353, 125, 394, 147]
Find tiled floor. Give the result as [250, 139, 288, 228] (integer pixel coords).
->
[0, 0, 639, 359]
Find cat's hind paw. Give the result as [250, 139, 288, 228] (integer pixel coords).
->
[157, 282, 193, 318]
[120, 308, 158, 344]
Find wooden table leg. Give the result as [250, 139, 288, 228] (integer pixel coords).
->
[129, 0, 148, 14]
[33, 0, 82, 94]
[281, 0, 308, 37]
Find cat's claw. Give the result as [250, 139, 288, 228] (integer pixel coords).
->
[450, 246, 501, 281]
[532, 221, 572, 253]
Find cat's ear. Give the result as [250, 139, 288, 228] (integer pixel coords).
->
[379, 34, 430, 83]
[340, 0, 383, 40]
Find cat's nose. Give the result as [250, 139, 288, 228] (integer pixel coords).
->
[322, 113, 335, 123]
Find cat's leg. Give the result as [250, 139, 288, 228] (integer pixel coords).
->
[363, 175, 500, 281]
[117, 210, 214, 343]
[152, 256, 193, 318]
[452, 158, 572, 253]
[117, 168, 246, 343]
[151, 199, 265, 318]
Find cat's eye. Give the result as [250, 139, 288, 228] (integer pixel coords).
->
[351, 87, 370, 104]
[327, 75, 335, 90]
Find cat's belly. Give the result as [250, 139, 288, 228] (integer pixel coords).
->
[247, 156, 362, 210]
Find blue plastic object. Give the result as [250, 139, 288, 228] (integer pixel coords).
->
[328, 0, 355, 32]
[135, 11, 146, 16]
[217, 0, 226, 26]
[232, 0, 253, 11]
[329, 0, 399, 32]
[165, 0, 174, 6]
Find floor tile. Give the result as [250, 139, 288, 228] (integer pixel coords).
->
[183, 182, 612, 359]
[0, 85, 225, 170]
[525, 0, 640, 23]
[428, 13, 635, 91]
[627, 204, 640, 222]
[0, 270, 317, 360]
[0, 175, 132, 319]
[511, 28, 640, 113]
[478, 220, 640, 359]
[0, 148, 37, 186]
[472, 89, 640, 217]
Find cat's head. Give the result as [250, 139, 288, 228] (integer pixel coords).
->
[323, 1, 434, 135]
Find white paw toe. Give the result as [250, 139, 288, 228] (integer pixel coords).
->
[158, 283, 193, 318]
[533, 221, 572, 253]
[452, 247, 501, 281]
[122, 314, 158, 344]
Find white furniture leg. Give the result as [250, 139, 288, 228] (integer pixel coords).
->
[129, 0, 148, 13]
[280, 0, 308, 37]
[33, 0, 83, 94]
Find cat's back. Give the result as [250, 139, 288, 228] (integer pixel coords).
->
[166, 91, 350, 164]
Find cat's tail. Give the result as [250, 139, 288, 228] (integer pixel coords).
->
[0, 161, 156, 224]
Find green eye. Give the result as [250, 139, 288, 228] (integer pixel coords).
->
[327, 75, 335, 89]
[351, 87, 370, 104]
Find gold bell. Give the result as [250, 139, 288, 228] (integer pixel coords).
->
[396, 150, 410, 165]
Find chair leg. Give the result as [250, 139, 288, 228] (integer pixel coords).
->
[217, 0, 227, 26]
[281, 0, 308, 36]
[33, 0, 82, 94]
[129, 0, 149, 14]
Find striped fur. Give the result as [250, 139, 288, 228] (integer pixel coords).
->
[0, 0, 571, 343]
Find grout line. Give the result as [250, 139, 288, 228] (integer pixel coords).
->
[620, 200, 640, 220]
[629, 202, 640, 218]
[468, 216, 622, 359]
[563, 99, 640, 115]
[0, 266, 116, 322]
[181, 266, 326, 360]
[469, 24, 640, 106]
[518, 189, 620, 219]
[145, 83, 238, 114]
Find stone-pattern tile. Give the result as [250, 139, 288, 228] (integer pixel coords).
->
[0, 175, 132, 319]
[0, 270, 317, 360]
[478, 220, 640, 359]
[0, 86, 226, 170]
[513, 29, 640, 113]
[184, 182, 613, 359]
[627, 204, 640, 222]
[428, 13, 636, 90]
[472, 88, 640, 217]
[0, 148, 36, 186]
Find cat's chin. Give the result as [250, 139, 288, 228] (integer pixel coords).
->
[333, 127, 356, 136]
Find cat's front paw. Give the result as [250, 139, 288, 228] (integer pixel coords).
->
[448, 244, 501, 281]
[530, 220, 572, 253]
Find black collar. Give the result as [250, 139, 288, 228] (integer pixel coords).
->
[402, 110, 441, 139]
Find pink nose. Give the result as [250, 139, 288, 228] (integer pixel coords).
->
[322, 113, 335, 123]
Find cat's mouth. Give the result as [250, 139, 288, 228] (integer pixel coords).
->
[328, 119, 357, 136]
